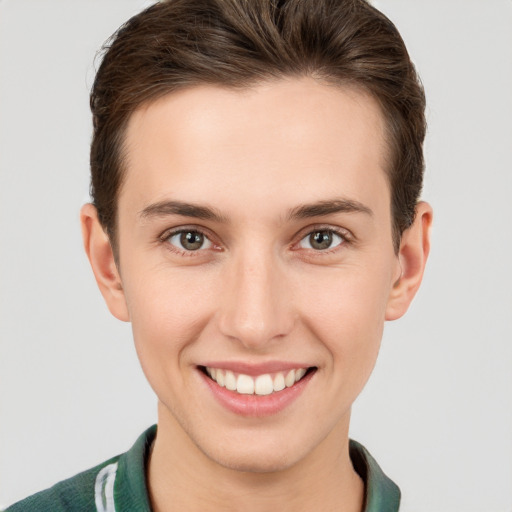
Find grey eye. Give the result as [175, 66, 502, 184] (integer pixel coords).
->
[168, 230, 212, 251]
[299, 230, 344, 251]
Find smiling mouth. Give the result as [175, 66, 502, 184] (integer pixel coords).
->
[199, 366, 317, 396]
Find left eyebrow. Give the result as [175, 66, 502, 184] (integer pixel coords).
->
[287, 198, 374, 220]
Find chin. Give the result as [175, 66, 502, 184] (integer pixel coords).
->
[199, 433, 308, 474]
[211, 449, 294, 474]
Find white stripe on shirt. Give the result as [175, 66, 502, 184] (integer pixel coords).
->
[94, 462, 118, 512]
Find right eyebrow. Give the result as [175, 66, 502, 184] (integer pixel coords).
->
[138, 200, 228, 223]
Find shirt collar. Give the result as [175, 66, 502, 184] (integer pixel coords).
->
[350, 439, 401, 512]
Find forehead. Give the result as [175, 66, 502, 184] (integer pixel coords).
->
[120, 78, 390, 219]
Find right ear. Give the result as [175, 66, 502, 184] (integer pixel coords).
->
[80, 203, 130, 322]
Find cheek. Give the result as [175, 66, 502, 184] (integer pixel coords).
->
[299, 263, 390, 328]
[123, 266, 218, 383]
[297, 265, 390, 378]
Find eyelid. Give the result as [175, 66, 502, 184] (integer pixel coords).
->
[158, 225, 221, 254]
[169, 231, 213, 250]
[157, 223, 354, 255]
[291, 224, 354, 251]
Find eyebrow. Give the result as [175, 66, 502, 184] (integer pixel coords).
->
[138, 200, 227, 223]
[138, 197, 373, 224]
[287, 198, 373, 220]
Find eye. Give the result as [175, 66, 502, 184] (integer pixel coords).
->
[167, 230, 213, 252]
[298, 229, 345, 251]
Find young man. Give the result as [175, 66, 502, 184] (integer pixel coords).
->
[7, 0, 431, 511]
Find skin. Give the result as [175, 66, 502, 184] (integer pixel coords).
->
[81, 77, 432, 512]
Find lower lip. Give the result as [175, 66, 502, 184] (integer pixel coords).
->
[200, 369, 315, 417]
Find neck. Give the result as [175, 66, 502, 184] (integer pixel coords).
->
[148, 405, 364, 512]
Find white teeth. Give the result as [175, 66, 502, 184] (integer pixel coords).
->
[205, 366, 310, 395]
[225, 370, 237, 391]
[237, 374, 255, 394]
[295, 368, 307, 382]
[216, 369, 225, 387]
[273, 373, 285, 392]
[285, 370, 296, 387]
[255, 374, 274, 395]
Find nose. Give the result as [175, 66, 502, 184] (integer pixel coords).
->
[217, 248, 296, 350]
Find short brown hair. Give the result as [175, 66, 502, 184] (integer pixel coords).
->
[90, 0, 426, 255]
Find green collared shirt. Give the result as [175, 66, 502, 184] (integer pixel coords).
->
[6, 426, 400, 511]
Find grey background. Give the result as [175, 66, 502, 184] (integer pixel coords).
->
[1, 1, 511, 510]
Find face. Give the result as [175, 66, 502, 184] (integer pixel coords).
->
[115, 78, 401, 472]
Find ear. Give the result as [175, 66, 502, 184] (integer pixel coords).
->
[80, 203, 130, 322]
[385, 201, 433, 321]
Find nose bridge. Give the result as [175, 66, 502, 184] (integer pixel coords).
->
[218, 244, 294, 348]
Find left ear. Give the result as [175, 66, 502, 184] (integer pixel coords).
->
[385, 201, 433, 321]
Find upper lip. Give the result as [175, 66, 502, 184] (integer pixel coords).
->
[199, 361, 315, 376]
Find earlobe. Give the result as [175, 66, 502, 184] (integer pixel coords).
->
[80, 203, 130, 322]
[385, 201, 433, 321]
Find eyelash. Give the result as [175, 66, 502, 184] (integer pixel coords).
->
[158, 225, 353, 257]
[291, 225, 353, 256]
[159, 226, 219, 257]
